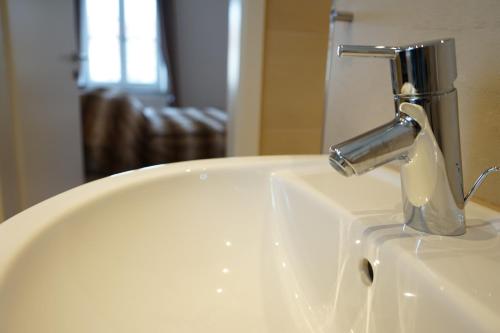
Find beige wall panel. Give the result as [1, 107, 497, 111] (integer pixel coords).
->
[260, 0, 331, 155]
[262, 128, 323, 155]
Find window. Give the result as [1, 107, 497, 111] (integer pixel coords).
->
[81, 0, 168, 92]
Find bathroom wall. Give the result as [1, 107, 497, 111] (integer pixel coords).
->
[259, 0, 331, 154]
[324, 0, 500, 207]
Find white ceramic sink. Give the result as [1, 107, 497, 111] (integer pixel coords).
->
[0, 156, 499, 332]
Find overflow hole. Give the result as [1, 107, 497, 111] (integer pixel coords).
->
[360, 258, 374, 286]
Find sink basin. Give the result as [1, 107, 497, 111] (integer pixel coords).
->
[0, 155, 499, 332]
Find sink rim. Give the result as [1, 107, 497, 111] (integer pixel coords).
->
[0, 156, 321, 279]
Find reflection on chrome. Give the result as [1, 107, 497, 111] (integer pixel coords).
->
[415, 238, 423, 254]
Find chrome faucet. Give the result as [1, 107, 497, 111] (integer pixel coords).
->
[329, 38, 499, 236]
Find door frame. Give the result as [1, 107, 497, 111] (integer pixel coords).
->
[226, 0, 266, 156]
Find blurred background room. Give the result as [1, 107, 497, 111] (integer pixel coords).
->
[3, 0, 499, 222]
[0, 0, 235, 218]
[0, 0, 359, 220]
[78, 0, 228, 181]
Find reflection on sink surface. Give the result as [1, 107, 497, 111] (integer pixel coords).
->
[0, 155, 499, 332]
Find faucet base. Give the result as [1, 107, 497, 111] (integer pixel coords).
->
[403, 198, 466, 236]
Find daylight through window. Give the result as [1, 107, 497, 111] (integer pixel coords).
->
[82, 0, 167, 91]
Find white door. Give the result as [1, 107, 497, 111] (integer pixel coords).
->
[2, 0, 84, 212]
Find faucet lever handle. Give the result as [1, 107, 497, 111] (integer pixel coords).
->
[337, 45, 398, 59]
[337, 39, 457, 95]
[464, 166, 500, 204]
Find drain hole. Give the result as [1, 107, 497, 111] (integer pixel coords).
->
[360, 258, 374, 286]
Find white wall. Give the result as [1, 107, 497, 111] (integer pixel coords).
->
[324, 0, 500, 206]
[173, 0, 229, 109]
[2, 0, 84, 210]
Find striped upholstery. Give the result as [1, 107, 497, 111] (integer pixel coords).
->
[81, 89, 226, 181]
[143, 107, 226, 165]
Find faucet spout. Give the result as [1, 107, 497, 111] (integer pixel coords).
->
[329, 113, 420, 177]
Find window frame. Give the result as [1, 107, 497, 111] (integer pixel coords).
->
[79, 0, 168, 93]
